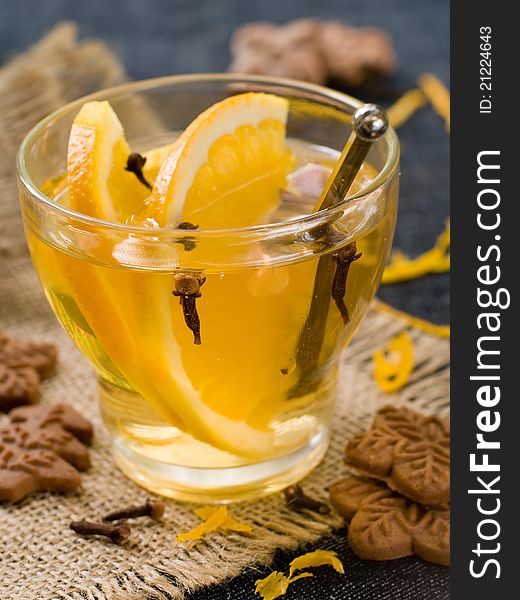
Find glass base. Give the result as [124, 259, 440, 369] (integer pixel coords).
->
[112, 428, 329, 503]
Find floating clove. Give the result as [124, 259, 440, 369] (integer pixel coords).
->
[331, 242, 362, 324]
[173, 272, 206, 345]
[125, 152, 152, 190]
[177, 221, 199, 252]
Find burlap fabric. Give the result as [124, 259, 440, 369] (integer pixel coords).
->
[0, 25, 450, 600]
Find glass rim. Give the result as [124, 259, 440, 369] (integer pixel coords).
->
[16, 73, 400, 237]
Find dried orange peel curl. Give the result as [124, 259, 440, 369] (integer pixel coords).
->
[386, 73, 450, 131]
[387, 73, 450, 131]
[373, 331, 415, 394]
[255, 550, 344, 600]
[255, 572, 313, 600]
[374, 300, 450, 338]
[418, 73, 450, 131]
[288, 549, 345, 577]
[382, 221, 450, 285]
[176, 506, 253, 542]
[387, 89, 428, 129]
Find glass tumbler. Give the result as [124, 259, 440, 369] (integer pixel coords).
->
[17, 75, 399, 502]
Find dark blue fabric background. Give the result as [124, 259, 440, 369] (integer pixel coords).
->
[1, 1, 449, 597]
[0, 0, 450, 324]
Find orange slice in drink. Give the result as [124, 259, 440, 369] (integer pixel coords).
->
[64, 102, 189, 428]
[61, 96, 303, 457]
[147, 92, 294, 228]
[142, 142, 175, 185]
[67, 100, 149, 223]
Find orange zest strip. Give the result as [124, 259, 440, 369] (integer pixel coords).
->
[194, 506, 254, 533]
[176, 506, 253, 542]
[176, 506, 228, 542]
[373, 300, 450, 338]
[288, 550, 345, 577]
[255, 550, 344, 600]
[387, 89, 428, 129]
[418, 73, 450, 131]
[373, 331, 415, 393]
[382, 220, 450, 285]
[255, 572, 313, 600]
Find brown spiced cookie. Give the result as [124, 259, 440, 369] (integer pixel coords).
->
[330, 476, 450, 566]
[0, 330, 58, 412]
[317, 21, 397, 88]
[0, 403, 93, 502]
[228, 19, 397, 89]
[229, 19, 327, 85]
[345, 405, 450, 506]
[0, 331, 57, 378]
[0, 363, 41, 412]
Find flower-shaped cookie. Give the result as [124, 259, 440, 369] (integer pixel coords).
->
[0, 331, 57, 411]
[345, 405, 450, 506]
[0, 403, 93, 502]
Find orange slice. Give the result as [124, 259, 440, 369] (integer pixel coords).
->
[143, 142, 175, 185]
[67, 100, 149, 223]
[61, 97, 305, 457]
[147, 92, 294, 228]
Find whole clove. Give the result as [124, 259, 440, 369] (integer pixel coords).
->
[178, 222, 199, 230]
[125, 152, 152, 190]
[177, 221, 199, 252]
[70, 520, 131, 544]
[284, 484, 331, 515]
[331, 242, 362, 324]
[173, 272, 206, 345]
[102, 498, 165, 522]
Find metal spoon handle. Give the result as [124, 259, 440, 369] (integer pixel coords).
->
[286, 104, 389, 399]
[316, 104, 389, 212]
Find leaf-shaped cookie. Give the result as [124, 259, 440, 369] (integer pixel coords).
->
[393, 444, 450, 506]
[374, 405, 425, 439]
[330, 477, 389, 519]
[414, 510, 450, 566]
[345, 406, 450, 506]
[349, 496, 414, 560]
[329, 476, 450, 566]
[345, 427, 403, 478]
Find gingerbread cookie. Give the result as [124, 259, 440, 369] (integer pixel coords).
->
[0, 332, 58, 378]
[228, 19, 397, 89]
[0, 403, 93, 502]
[229, 20, 327, 85]
[330, 476, 450, 566]
[345, 405, 450, 506]
[318, 21, 397, 88]
[0, 363, 41, 412]
[0, 331, 57, 411]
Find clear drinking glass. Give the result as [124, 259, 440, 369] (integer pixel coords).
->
[17, 75, 399, 502]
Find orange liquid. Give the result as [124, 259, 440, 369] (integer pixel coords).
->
[27, 142, 397, 466]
